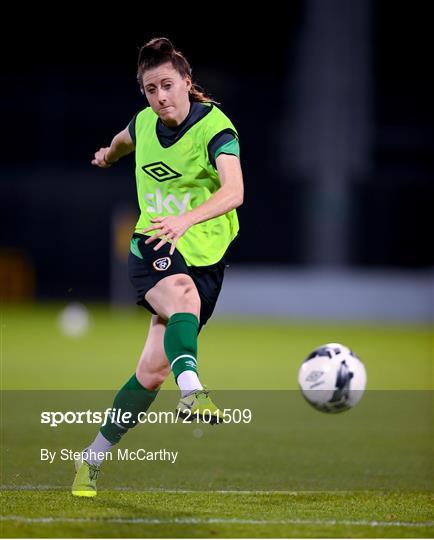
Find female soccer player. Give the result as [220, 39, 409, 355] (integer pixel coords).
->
[72, 37, 243, 496]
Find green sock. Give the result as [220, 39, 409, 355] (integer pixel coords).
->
[100, 374, 159, 444]
[164, 312, 199, 382]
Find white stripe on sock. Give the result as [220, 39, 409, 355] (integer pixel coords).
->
[170, 354, 196, 369]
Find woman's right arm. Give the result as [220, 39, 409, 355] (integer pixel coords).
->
[91, 127, 135, 168]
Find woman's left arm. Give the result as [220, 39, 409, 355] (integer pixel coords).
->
[144, 154, 244, 253]
[188, 153, 244, 223]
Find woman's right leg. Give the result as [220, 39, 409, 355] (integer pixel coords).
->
[86, 315, 171, 453]
[135, 314, 171, 390]
[72, 315, 170, 497]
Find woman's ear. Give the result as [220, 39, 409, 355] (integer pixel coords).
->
[185, 77, 192, 92]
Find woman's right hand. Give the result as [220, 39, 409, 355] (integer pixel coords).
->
[91, 147, 114, 168]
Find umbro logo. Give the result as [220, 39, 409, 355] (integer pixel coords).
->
[153, 257, 172, 271]
[306, 370, 324, 382]
[185, 360, 196, 368]
[142, 162, 182, 182]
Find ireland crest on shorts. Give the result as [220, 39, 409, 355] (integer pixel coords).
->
[153, 257, 171, 271]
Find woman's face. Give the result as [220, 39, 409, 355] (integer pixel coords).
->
[142, 62, 191, 127]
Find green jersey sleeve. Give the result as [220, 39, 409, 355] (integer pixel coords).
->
[215, 138, 240, 161]
[208, 129, 240, 167]
[128, 113, 138, 145]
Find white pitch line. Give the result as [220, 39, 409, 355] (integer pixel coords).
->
[0, 485, 375, 494]
[1, 485, 64, 491]
[0, 516, 433, 528]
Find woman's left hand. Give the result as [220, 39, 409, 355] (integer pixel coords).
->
[142, 214, 193, 255]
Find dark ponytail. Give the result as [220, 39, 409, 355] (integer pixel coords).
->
[137, 37, 218, 104]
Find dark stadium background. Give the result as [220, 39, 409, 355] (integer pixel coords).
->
[2, 1, 432, 302]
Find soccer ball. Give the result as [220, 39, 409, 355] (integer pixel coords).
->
[298, 343, 367, 413]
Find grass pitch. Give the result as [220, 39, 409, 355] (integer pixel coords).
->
[1, 304, 433, 538]
[2, 490, 433, 538]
